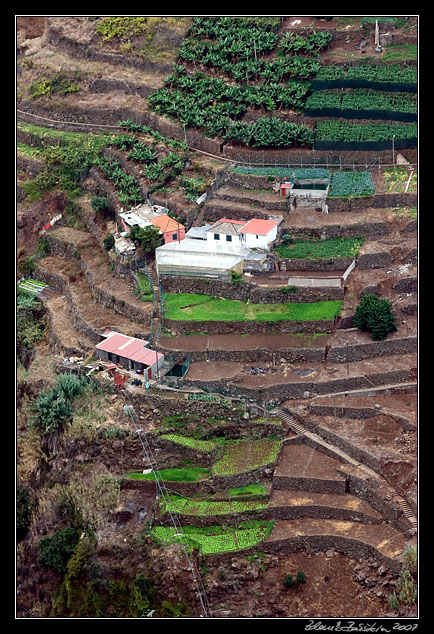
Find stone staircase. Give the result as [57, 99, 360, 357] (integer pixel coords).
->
[272, 406, 417, 535]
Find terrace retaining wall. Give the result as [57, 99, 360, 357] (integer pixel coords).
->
[43, 233, 148, 324]
[183, 367, 416, 403]
[160, 276, 344, 303]
[308, 404, 415, 431]
[162, 317, 337, 336]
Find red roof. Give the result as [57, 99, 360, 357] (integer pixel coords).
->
[151, 214, 184, 233]
[95, 331, 163, 365]
[239, 219, 279, 236]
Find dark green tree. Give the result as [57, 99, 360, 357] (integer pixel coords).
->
[283, 574, 294, 587]
[130, 225, 163, 254]
[353, 294, 397, 341]
[37, 527, 80, 573]
[103, 234, 115, 251]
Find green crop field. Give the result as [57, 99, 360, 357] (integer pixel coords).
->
[212, 438, 281, 476]
[160, 495, 268, 517]
[152, 520, 274, 554]
[163, 293, 342, 322]
[275, 237, 363, 259]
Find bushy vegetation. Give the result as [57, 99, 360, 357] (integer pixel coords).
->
[17, 292, 45, 350]
[30, 71, 81, 99]
[30, 373, 97, 435]
[354, 294, 397, 341]
[95, 16, 149, 41]
[37, 526, 80, 573]
[129, 225, 163, 254]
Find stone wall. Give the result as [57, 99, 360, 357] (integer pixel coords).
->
[260, 535, 402, 576]
[327, 193, 417, 212]
[327, 335, 417, 363]
[44, 234, 147, 324]
[163, 316, 337, 337]
[183, 366, 416, 403]
[356, 251, 393, 269]
[272, 475, 346, 495]
[308, 404, 415, 431]
[160, 276, 344, 303]
[158, 346, 325, 365]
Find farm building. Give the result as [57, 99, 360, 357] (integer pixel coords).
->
[113, 232, 136, 260]
[95, 330, 164, 379]
[150, 214, 185, 244]
[279, 172, 330, 211]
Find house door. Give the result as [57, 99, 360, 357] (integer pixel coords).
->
[147, 368, 152, 380]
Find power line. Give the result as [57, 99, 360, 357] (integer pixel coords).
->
[117, 387, 212, 618]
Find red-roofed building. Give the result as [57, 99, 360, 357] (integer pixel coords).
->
[95, 331, 164, 379]
[239, 218, 279, 250]
[151, 214, 185, 244]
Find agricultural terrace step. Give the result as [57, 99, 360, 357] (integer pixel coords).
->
[212, 186, 289, 211]
[35, 255, 150, 340]
[269, 489, 382, 523]
[202, 198, 285, 222]
[47, 228, 147, 313]
[263, 518, 410, 562]
[45, 294, 95, 357]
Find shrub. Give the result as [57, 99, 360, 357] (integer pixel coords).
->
[283, 574, 294, 587]
[353, 294, 397, 341]
[17, 485, 33, 540]
[103, 234, 115, 251]
[91, 196, 110, 212]
[37, 527, 80, 573]
[296, 570, 306, 583]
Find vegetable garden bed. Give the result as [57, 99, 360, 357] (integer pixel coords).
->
[274, 237, 364, 259]
[152, 520, 274, 554]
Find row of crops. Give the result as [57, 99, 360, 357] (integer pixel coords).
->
[305, 89, 417, 121]
[145, 16, 417, 151]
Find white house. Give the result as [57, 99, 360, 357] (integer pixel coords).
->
[238, 218, 279, 250]
[206, 217, 279, 252]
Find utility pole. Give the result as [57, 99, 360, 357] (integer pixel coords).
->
[392, 135, 396, 173]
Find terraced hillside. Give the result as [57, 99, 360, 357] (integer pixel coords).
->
[16, 16, 417, 621]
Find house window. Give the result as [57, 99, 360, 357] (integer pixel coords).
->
[226, 235, 232, 242]
[256, 235, 259, 239]
[172, 233, 178, 240]
[214, 233, 220, 240]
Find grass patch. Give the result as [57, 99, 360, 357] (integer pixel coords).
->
[126, 467, 211, 482]
[161, 434, 217, 453]
[275, 237, 363, 259]
[382, 44, 417, 61]
[229, 484, 268, 498]
[164, 293, 342, 322]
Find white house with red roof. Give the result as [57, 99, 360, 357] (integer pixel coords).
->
[207, 217, 279, 251]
